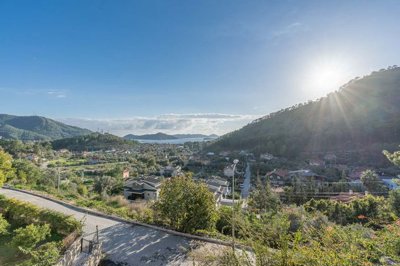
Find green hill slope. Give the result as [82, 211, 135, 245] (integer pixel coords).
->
[0, 114, 92, 141]
[209, 66, 400, 166]
[124, 132, 177, 140]
[52, 133, 137, 151]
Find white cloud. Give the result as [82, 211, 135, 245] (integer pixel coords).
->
[0, 87, 68, 98]
[59, 113, 259, 136]
[47, 90, 67, 98]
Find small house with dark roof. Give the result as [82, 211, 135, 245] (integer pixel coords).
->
[204, 176, 230, 206]
[160, 165, 182, 177]
[265, 169, 289, 187]
[123, 176, 163, 201]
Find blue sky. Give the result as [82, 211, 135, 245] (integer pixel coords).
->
[1, 0, 400, 135]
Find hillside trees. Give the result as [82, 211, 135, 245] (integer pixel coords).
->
[21, 242, 60, 266]
[384, 147, 400, 216]
[155, 176, 218, 233]
[389, 190, 400, 216]
[304, 195, 396, 226]
[51, 133, 136, 152]
[0, 114, 91, 141]
[93, 176, 115, 197]
[0, 149, 14, 186]
[0, 214, 10, 235]
[383, 147, 400, 166]
[12, 159, 43, 185]
[12, 224, 51, 252]
[209, 67, 400, 166]
[360, 170, 388, 194]
[249, 177, 281, 213]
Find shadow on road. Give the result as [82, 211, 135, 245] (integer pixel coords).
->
[98, 223, 192, 265]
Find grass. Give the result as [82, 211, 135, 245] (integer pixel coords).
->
[64, 161, 129, 171]
[48, 158, 88, 167]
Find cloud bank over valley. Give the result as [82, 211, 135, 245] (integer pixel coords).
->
[59, 113, 258, 136]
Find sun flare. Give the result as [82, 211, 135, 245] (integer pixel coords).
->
[304, 58, 351, 98]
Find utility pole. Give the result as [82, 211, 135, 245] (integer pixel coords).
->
[57, 167, 60, 192]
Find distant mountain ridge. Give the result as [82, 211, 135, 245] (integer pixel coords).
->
[124, 132, 218, 140]
[0, 114, 92, 141]
[208, 66, 400, 167]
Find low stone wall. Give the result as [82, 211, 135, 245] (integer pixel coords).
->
[82, 242, 103, 266]
[56, 237, 103, 266]
[56, 237, 83, 266]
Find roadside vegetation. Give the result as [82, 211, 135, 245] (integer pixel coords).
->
[0, 195, 81, 266]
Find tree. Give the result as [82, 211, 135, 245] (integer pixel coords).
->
[37, 168, 58, 188]
[77, 184, 88, 196]
[106, 165, 125, 195]
[0, 149, 15, 186]
[93, 176, 115, 197]
[12, 159, 43, 185]
[12, 224, 51, 252]
[155, 176, 218, 233]
[0, 214, 10, 235]
[20, 242, 60, 266]
[389, 189, 400, 216]
[360, 169, 387, 194]
[383, 148, 400, 166]
[249, 177, 281, 213]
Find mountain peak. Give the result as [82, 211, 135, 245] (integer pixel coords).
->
[0, 114, 92, 141]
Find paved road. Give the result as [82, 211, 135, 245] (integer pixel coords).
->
[241, 163, 251, 199]
[0, 189, 194, 265]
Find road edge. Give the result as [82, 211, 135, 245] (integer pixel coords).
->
[2, 187, 251, 250]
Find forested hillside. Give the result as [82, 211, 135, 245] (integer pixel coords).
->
[124, 132, 218, 140]
[124, 132, 177, 140]
[0, 114, 91, 141]
[209, 66, 400, 166]
[52, 133, 137, 151]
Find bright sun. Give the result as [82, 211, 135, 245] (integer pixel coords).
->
[303, 58, 350, 98]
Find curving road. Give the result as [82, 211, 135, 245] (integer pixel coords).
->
[0, 188, 195, 266]
[241, 163, 251, 199]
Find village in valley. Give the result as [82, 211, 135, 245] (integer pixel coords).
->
[9, 137, 399, 208]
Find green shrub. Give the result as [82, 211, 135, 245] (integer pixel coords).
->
[0, 213, 10, 235]
[304, 195, 397, 226]
[39, 210, 81, 235]
[0, 197, 40, 226]
[77, 184, 88, 196]
[154, 176, 218, 233]
[0, 196, 81, 236]
[18, 242, 61, 266]
[389, 190, 400, 216]
[12, 224, 51, 251]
